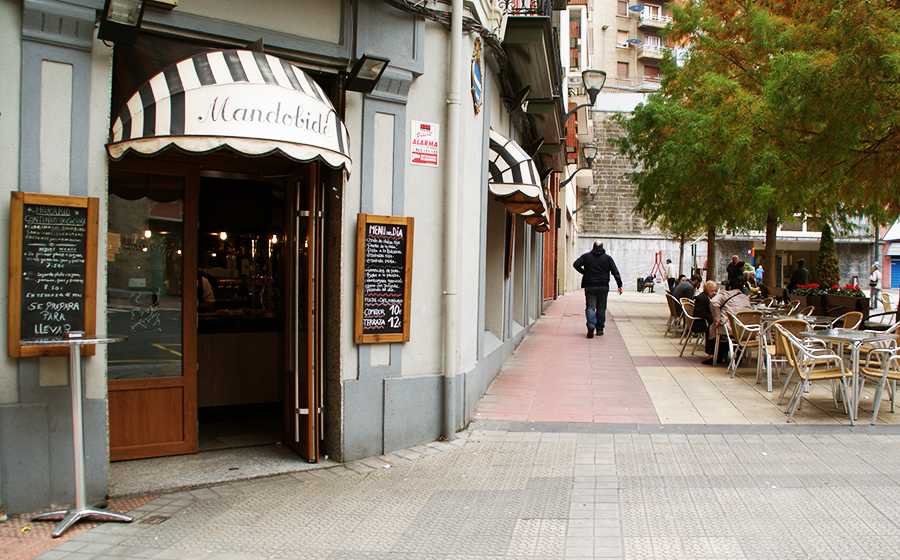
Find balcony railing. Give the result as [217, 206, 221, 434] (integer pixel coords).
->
[638, 12, 673, 26]
[637, 44, 665, 59]
[602, 76, 661, 93]
[498, 0, 552, 16]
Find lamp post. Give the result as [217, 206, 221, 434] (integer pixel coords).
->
[559, 144, 598, 188]
[564, 69, 607, 123]
[573, 185, 599, 214]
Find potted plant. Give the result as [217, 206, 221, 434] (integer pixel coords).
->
[822, 283, 869, 320]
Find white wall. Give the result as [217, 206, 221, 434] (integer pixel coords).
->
[0, 0, 21, 405]
[177, 0, 342, 44]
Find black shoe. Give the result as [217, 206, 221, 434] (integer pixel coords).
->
[701, 358, 713, 365]
[587, 327, 594, 338]
[597, 330, 604, 336]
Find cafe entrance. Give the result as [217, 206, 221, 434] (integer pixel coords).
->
[106, 154, 323, 463]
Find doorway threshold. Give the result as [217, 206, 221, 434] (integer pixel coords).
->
[108, 443, 337, 498]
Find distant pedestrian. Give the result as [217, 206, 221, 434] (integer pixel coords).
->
[726, 255, 741, 283]
[573, 242, 623, 338]
[755, 264, 764, 283]
[786, 259, 810, 294]
[869, 264, 882, 309]
[665, 259, 677, 290]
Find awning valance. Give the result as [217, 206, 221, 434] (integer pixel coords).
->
[883, 219, 900, 242]
[107, 50, 352, 173]
[488, 129, 546, 215]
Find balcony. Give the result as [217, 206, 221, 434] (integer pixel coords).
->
[602, 76, 661, 93]
[638, 44, 665, 61]
[637, 12, 672, 30]
[497, 0, 552, 16]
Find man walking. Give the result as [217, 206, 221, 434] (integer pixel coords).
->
[573, 242, 624, 338]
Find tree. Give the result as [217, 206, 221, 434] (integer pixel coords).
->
[813, 223, 841, 288]
[615, 0, 900, 288]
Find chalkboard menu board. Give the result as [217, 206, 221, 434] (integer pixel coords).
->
[9, 193, 99, 357]
[355, 214, 414, 344]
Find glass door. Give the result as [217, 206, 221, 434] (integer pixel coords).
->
[107, 163, 198, 461]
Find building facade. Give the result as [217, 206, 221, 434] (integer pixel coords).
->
[0, 0, 570, 515]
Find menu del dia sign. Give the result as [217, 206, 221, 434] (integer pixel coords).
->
[355, 214, 414, 344]
[8, 193, 99, 357]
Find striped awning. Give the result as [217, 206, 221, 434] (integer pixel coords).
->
[488, 129, 546, 215]
[107, 50, 352, 172]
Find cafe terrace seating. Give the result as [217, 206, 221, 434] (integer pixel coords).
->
[665, 294, 683, 337]
[725, 310, 762, 377]
[760, 318, 808, 395]
[858, 346, 900, 424]
[776, 324, 853, 423]
[679, 300, 706, 357]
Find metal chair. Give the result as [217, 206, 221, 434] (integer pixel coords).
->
[679, 301, 706, 357]
[776, 324, 852, 422]
[760, 297, 774, 307]
[780, 300, 800, 314]
[759, 318, 809, 394]
[859, 346, 900, 424]
[725, 310, 762, 377]
[796, 305, 815, 317]
[664, 294, 683, 337]
[828, 311, 864, 330]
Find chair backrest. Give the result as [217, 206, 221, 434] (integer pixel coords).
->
[774, 324, 801, 368]
[797, 305, 815, 317]
[730, 310, 761, 342]
[665, 294, 680, 317]
[839, 311, 863, 330]
[680, 297, 692, 308]
[882, 293, 893, 313]
[682, 300, 695, 318]
[782, 300, 800, 313]
[761, 297, 774, 306]
[772, 319, 809, 360]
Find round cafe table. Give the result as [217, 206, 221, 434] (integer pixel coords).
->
[20, 334, 132, 538]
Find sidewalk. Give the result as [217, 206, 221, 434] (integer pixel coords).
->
[8, 289, 900, 560]
[476, 289, 900, 426]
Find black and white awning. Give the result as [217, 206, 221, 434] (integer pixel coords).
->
[108, 50, 352, 172]
[488, 129, 546, 215]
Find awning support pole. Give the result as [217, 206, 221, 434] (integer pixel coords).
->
[443, 0, 463, 441]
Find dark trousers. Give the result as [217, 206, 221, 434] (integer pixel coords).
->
[584, 285, 610, 331]
[668, 278, 676, 290]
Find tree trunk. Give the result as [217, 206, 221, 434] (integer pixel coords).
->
[706, 226, 716, 282]
[763, 212, 778, 287]
[678, 234, 686, 277]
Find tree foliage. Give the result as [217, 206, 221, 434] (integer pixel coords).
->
[813, 223, 841, 287]
[613, 0, 900, 285]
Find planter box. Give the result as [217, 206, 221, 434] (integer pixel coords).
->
[822, 294, 869, 320]
[790, 294, 824, 316]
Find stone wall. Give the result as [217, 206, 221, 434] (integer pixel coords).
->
[577, 112, 662, 237]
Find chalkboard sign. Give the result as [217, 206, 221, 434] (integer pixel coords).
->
[355, 214, 414, 344]
[8, 193, 99, 357]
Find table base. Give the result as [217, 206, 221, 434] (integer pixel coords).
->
[31, 507, 133, 538]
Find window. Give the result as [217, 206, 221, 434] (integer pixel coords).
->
[643, 66, 660, 78]
[617, 30, 629, 48]
[644, 35, 662, 50]
[618, 62, 629, 77]
[618, 1, 628, 16]
[645, 3, 662, 19]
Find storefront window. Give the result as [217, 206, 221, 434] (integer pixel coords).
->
[107, 173, 184, 379]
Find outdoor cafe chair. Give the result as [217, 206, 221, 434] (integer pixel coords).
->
[830, 311, 864, 330]
[759, 318, 809, 394]
[780, 300, 801, 314]
[796, 305, 815, 317]
[665, 294, 683, 337]
[858, 346, 900, 424]
[760, 297, 774, 307]
[679, 301, 706, 357]
[882, 292, 893, 314]
[776, 324, 853, 423]
[725, 310, 762, 377]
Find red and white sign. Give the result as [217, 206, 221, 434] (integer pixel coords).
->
[410, 121, 439, 167]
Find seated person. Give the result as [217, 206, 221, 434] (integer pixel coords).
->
[672, 274, 701, 302]
[708, 277, 753, 365]
[642, 274, 655, 293]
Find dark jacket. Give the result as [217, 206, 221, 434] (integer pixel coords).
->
[692, 292, 713, 332]
[573, 246, 623, 289]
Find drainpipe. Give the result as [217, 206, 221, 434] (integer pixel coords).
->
[442, 0, 463, 441]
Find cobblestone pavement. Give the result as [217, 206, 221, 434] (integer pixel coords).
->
[31, 425, 900, 560]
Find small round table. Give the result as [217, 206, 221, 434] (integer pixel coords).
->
[20, 334, 132, 537]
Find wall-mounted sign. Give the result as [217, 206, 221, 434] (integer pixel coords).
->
[410, 120, 439, 167]
[471, 38, 483, 115]
[355, 214, 414, 344]
[8, 193, 99, 357]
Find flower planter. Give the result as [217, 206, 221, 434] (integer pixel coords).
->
[822, 294, 869, 320]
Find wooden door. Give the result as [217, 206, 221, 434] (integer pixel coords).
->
[283, 166, 321, 461]
[107, 161, 198, 461]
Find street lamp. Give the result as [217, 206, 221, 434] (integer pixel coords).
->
[564, 69, 607, 123]
[559, 144, 598, 188]
[573, 185, 599, 214]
